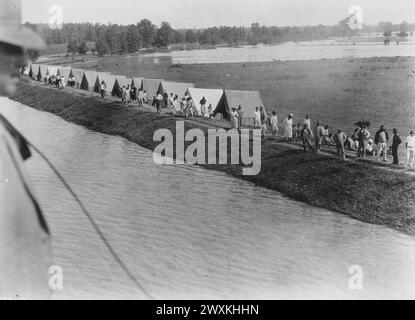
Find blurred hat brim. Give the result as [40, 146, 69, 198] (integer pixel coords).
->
[0, 25, 45, 50]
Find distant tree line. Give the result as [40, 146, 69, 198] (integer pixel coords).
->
[369, 21, 413, 37]
[23, 19, 415, 56]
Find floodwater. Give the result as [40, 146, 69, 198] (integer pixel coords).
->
[136, 39, 415, 64]
[1, 98, 415, 299]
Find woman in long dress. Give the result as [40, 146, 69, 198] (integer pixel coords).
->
[283, 114, 293, 141]
[270, 111, 278, 136]
[231, 107, 239, 130]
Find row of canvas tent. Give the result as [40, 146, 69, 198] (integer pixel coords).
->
[23, 63, 266, 126]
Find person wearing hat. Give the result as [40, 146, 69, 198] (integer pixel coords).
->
[356, 124, 371, 158]
[0, 0, 45, 96]
[405, 130, 415, 167]
[374, 125, 389, 162]
[391, 128, 402, 165]
[303, 114, 311, 129]
[0, 0, 50, 299]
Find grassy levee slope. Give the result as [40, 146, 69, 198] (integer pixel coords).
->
[11, 81, 415, 236]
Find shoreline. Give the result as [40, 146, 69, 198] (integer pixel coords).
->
[10, 80, 415, 236]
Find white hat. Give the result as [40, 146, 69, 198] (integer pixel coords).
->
[0, 0, 45, 50]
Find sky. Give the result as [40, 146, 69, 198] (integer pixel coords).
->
[22, 0, 415, 29]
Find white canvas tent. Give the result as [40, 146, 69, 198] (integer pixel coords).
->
[57, 67, 71, 83]
[29, 64, 40, 80]
[47, 66, 58, 76]
[38, 64, 49, 80]
[131, 77, 143, 89]
[141, 78, 163, 102]
[158, 81, 195, 99]
[94, 73, 117, 94]
[214, 90, 265, 126]
[185, 88, 224, 117]
[70, 68, 84, 88]
[80, 70, 98, 91]
[112, 76, 131, 97]
[93, 72, 111, 92]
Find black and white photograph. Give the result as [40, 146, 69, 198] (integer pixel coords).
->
[1, 0, 415, 304]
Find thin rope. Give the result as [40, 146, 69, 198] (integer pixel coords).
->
[27, 140, 153, 300]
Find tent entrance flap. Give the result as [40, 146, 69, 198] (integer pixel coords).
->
[213, 90, 265, 126]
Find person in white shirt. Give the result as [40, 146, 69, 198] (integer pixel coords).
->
[172, 97, 180, 116]
[282, 114, 293, 141]
[156, 93, 163, 113]
[168, 93, 174, 111]
[231, 108, 239, 130]
[138, 90, 144, 107]
[253, 107, 261, 129]
[405, 130, 415, 167]
[314, 121, 324, 151]
[125, 85, 131, 104]
[303, 114, 311, 129]
[208, 104, 213, 119]
[270, 111, 278, 137]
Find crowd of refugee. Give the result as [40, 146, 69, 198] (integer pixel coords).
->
[232, 109, 414, 167]
[42, 72, 78, 88]
[41, 76, 415, 168]
[98, 80, 216, 118]
[98, 80, 149, 107]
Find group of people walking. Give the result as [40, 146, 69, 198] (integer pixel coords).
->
[158, 92, 214, 118]
[236, 109, 414, 167]
[351, 124, 415, 167]
[43, 73, 65, 88]
[99, 81, 148, 107]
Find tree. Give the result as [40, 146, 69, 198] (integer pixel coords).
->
[198, 27, 221, 45]
[119, 29, 128, 54]
[67, 39, 78, 54]
[380, 21, 393, 37]
[185, 29, 198, 43]
[247, 23, 261, 45]
[399, 21, 409, 37]
[170, 30, 184, 44]
[155, 21, 173, 47]
[105, 24, 121, 54]
[95, 26, 109, 56]
[219, 26, 235, 45]
[78, 41, 87, 54]
[126, 24, 140, 52]
[137, 19, 156, 48]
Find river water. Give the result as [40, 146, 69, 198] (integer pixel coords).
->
[1, 98, 415, 299]
[136, 39, 415, 64]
